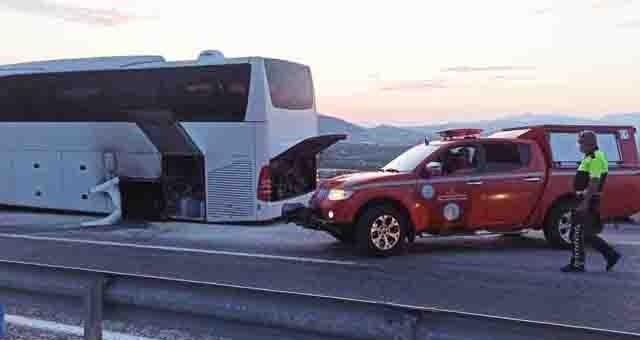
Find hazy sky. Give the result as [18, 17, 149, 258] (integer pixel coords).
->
[1, 0, 639, 125]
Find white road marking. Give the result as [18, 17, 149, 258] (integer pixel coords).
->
[6, 314, 160, 340]
[0, 232, 372, 267]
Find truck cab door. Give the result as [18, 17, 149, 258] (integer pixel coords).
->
[477, 141, 546, 230]
[420, 143, 484, 233]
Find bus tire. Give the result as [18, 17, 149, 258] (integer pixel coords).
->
[544, 200, 578, 249]
[355, 205, 409, 257]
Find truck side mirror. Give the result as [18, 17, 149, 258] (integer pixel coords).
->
[425, 161, 443, 177]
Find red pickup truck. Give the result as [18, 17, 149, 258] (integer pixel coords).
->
[284, 125, 640, 256]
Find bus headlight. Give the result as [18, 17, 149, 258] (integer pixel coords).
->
[328, 189, 353, 201]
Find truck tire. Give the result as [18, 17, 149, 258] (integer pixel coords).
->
[355, 205, 409, 257]
[544, 200, 578, 249]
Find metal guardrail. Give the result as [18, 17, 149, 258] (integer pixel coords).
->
[0, 260, 638, 340]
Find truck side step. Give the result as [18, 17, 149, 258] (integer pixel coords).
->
[418, 229, 532, 238]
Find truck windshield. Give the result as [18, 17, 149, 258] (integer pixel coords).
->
[382, 144, 441, 173]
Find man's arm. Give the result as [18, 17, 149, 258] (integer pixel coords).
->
[579, 177, 600, 210]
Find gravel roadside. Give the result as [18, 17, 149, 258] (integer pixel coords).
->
[4, 304, 228, 340]
[6, 323, 82, 340]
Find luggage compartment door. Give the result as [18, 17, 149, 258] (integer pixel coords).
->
[269, 134, 346, 201]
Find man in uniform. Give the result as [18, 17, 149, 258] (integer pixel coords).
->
[562, 130, 621, 273]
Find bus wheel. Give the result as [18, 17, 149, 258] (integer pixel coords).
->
[356, 205, 409, 257]
[544, 200, 578, 249]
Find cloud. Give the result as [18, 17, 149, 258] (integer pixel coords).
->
[0, 0, 148, 26]
[492, 75, 536, 81]
[592, 0, 633, 9]
[533, 1, 632, 16]
[532, 8, 553, 16]
[379, 80, 448, 92]
[441, 66, 535, 73]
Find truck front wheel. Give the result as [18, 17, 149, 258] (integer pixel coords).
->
[544, 200, 577, 249]
[355, 205, 409, 256]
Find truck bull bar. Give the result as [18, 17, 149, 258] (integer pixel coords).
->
[282, 203, 331, 230]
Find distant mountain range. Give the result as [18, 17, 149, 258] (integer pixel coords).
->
[319, 113, 640, 146]
[319, 115, 426, 145]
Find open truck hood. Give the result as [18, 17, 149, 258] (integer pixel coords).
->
[272, 134, 347, 161]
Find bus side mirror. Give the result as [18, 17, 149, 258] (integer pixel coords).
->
[425, 161, 443, 177]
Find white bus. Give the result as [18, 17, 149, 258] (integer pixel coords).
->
[0, 51, 344, 222]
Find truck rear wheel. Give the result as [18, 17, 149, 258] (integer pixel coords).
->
[544, 200, 578, 249]
[355, 205, 409, 257]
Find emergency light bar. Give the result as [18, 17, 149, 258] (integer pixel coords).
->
[437, 128, 484, 140]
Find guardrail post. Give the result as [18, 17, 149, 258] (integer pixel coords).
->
[84, 275, 106, 340]
[0, 304, 4, 340]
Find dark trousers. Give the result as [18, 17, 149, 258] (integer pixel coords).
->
[570, 202, 618, 267]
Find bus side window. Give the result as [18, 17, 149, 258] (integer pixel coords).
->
[166, 65, 250, 122]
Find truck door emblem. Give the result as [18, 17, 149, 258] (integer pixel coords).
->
[443, 203, 461, 221]
[421, 185, 435, 199]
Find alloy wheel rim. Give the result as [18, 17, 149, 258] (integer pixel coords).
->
[370, 214, 401, 251]
[558, 211, 573, 244]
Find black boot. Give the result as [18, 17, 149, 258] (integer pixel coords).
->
[606, 252, 621, 272]
[561, 264, 585, 273]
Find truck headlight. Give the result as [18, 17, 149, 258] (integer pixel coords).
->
[328, 189, 354, 201]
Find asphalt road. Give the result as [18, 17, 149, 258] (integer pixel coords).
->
[0, 210, 639, 334]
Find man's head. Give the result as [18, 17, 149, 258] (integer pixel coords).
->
[578, 130, 598, 155]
